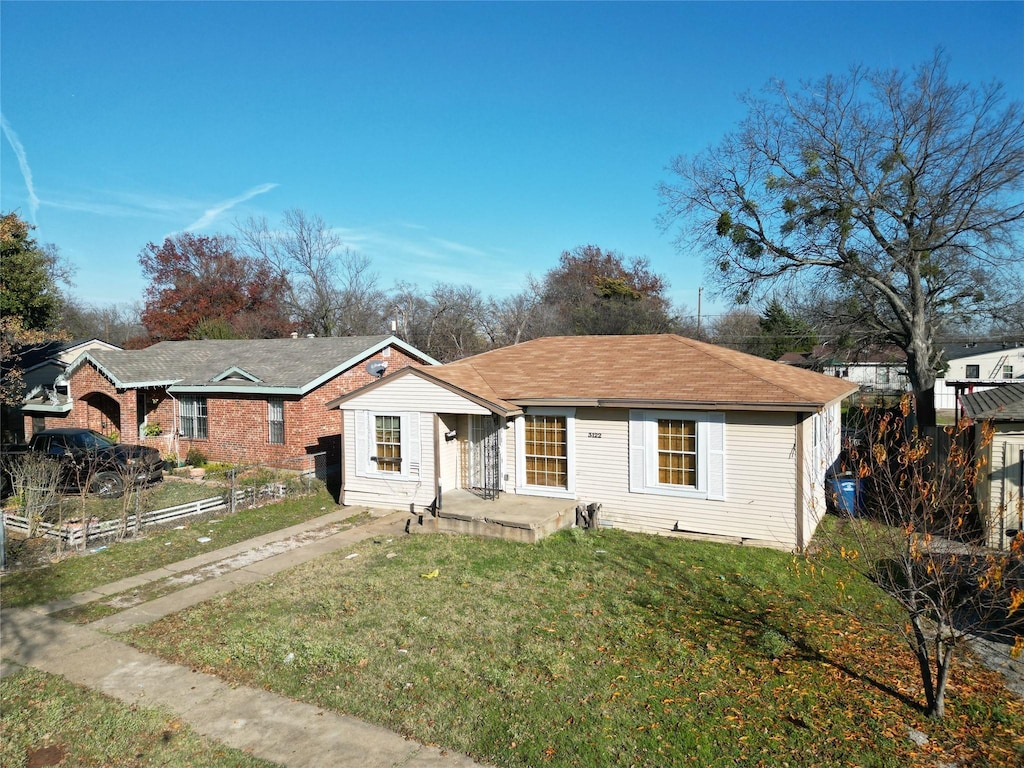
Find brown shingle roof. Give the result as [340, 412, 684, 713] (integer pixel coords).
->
[429, 335, 857, 410]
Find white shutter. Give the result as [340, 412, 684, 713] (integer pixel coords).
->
[405, 412, 421, 478]
[354, 411, 369, 478]
[707, 412, 726, 501]
[628, 410, 646, 493]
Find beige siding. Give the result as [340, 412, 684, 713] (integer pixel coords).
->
[341, 375, 491, 414]
[341, 410, 437, 511]
[985, 425, 1024, 549]
[439, 413, 460, 493]
[519, 407, 803, 549]
[797, 403, 843, 549]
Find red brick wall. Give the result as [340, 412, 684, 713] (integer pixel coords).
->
[25, 362, 136, 440]
[27, 345, 426, 469]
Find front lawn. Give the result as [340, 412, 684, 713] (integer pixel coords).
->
[126, 528, 1023, 767]
[0, 666, 278, 768]
[0, 487, 340, 608]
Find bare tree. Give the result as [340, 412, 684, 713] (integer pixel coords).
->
[812, 398, 1023, 719]
[237, 209, 387, 337]
[3, 452, 63, 539]
[60, 299, 146, 346]
[706, 307, 763, 354]
[480, 290, 543, 348]
[389, 282, 487, 362]
[660, 52, 1024, 429]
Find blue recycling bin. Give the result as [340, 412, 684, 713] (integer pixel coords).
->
[828, 475, 862, 517]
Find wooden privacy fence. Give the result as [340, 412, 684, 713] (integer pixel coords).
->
[1, 483, 288, 548]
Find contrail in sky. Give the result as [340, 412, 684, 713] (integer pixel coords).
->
[1, 114, 40, 222]
[184, 182, 279, 231]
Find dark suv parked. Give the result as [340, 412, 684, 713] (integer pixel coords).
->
[1, 428, 164, 499]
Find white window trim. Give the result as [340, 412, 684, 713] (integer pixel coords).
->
[179, 395, 208, 440]
[629, 410, 725, 501]
[514, 407, 576, 499]
[353, 410, 421, 481]
[268, 398, 285, 445]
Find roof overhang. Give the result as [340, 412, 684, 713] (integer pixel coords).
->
[169, 385, 304, 396]
[21, 385, 73, 414]
[66, 351, 181, 389]
[511, 396, 854, 413]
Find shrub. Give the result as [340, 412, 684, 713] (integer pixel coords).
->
[185, 447, 207, 467]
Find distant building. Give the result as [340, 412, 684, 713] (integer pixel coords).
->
[778, 344, 909, 394]
[936, 341, 1024, 413]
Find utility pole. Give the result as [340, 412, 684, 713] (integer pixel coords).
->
[697, 287, 703, 334]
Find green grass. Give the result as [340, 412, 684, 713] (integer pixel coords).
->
[126, 527, 1024, 768]
[51, 510, 372, 625]
[0, 487, 340, 608]
[0, 665, 279, 767]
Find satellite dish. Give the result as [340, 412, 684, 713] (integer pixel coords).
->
[365, 360, 389, 378]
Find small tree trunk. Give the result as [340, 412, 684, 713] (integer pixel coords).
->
[910, 615, 939, 716]
[928, 642, 955, 720]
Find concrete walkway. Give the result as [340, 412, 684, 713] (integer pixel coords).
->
[1, 508, 488, 768]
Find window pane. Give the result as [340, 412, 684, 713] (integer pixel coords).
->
[375, 415, 402, 472]
[657, 418, 696, 486]
[268, 398, 284, 444]
[525, 415, 567, 487]
[180, 396, 208, 440]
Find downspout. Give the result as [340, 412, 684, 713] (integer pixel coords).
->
[433, 413, 442, 511]
[794, 413, 806, 551]
[338, 410, 345, 506]
[167, 392, 181, 466]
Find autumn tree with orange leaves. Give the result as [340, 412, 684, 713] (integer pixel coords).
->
[813, 396, 1023, 719]
[139, 233, 293, 341]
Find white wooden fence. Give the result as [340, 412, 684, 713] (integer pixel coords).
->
[0, 487, 269, 547]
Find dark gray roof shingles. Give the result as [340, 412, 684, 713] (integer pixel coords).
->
[961, 383, 1024, 422]
[85, 337, 394, 389]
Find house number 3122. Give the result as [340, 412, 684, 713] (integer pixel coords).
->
[587, 432, 602, 438]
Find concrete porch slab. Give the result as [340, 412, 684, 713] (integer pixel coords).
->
[413, 490, 577, 543]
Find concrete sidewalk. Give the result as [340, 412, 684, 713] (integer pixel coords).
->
[1, 508, 489, 767]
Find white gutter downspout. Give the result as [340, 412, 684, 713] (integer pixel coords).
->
[167, 391, 181, 466]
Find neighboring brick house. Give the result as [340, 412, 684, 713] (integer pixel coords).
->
[22, 336, 438, 474]
[2, 338, 121, 444]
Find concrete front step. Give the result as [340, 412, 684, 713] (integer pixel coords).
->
[408, 504, 575, 543]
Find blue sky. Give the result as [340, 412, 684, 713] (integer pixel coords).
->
[2, 1, 1022, 318]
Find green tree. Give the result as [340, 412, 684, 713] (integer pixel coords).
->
[1, 212, 70, 408]
[0, 212, 67, 331]
[660, 53, 1024, 429]
[757, 298, 817, 360]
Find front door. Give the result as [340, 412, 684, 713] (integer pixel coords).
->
[468, 415, 502, 500]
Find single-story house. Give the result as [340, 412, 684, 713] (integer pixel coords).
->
[328, 335, 858, 550]
[961, 383, 1024, 550]
[936, 341, 1024, 413]
[2, 338, 121, 444]
[22, 336, 438, 474]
